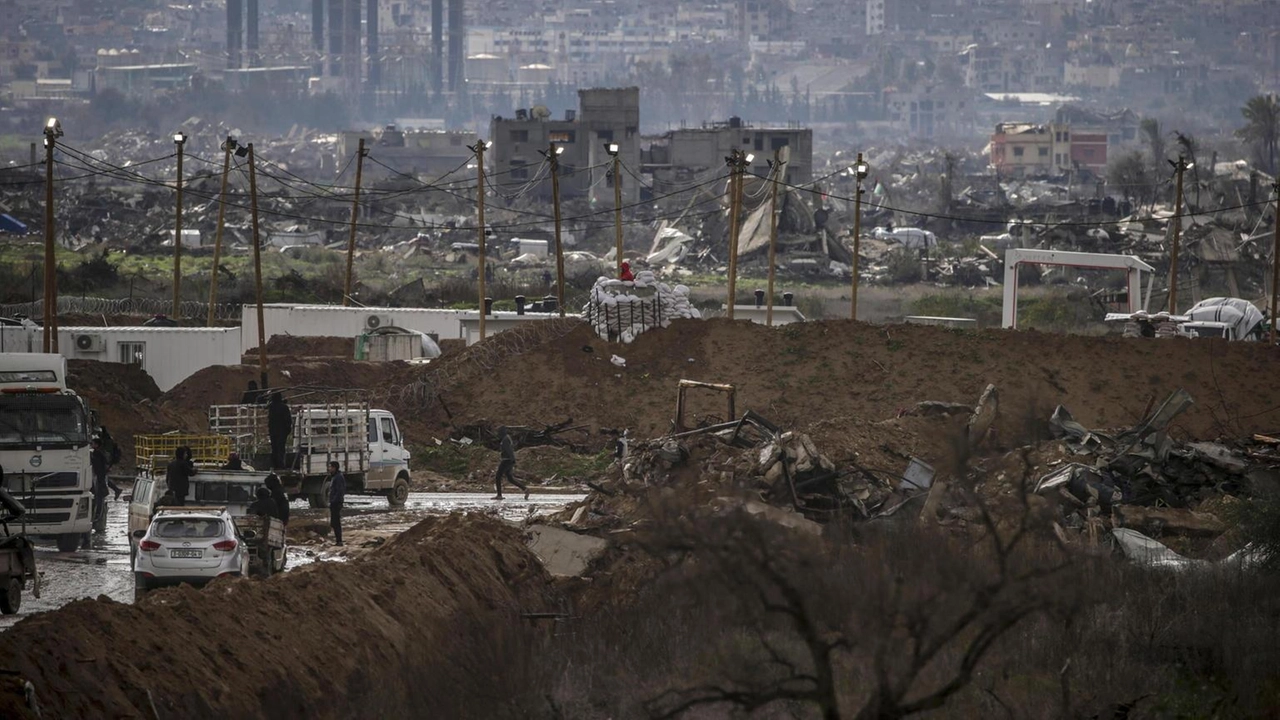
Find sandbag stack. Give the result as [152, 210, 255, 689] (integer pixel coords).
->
[583, 271, 701, 343]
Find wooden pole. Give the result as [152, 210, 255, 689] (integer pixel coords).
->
[851, 153, 865, 321]
[1272, 179, 1280, 343]
[42, 127, 56, 353]
[1168, 156, 1186, 314]
[343, 137, 367, 306]
[207, 140, 234, 326]
[766, 150, 782, 326]
[248, 143, 268, 388]
[613, 152, 623, 276]
[472, 140, 488, 341]
[549, 143, 566, 317]
[726, 151, 744, 320]
[172, 135, 185, 319]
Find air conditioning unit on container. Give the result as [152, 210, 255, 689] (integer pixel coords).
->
[364, 314, 393, 330]
[73, 334, 105, 352]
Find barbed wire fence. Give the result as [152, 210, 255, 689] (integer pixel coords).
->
[0, 297, 242, 321]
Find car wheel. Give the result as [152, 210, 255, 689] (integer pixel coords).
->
[133, 575, 149, 602]
[0, 578, 21, 615]
[56, 533, 80, 553]
[388, 476, 410, 508]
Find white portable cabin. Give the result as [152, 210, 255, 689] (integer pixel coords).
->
[458, 310, 576, 345]
[243, 303, 572, 353]
[0, 326, 242, 392]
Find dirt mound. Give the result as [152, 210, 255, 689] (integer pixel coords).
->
[244, 335, 353, 359]
[66, 360, 189, 468]
[439, 319, 1280, 446]
[158, 359, 426, 438]
[0, 514, 559, 719]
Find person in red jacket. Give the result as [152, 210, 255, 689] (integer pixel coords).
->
[619, 261, 634, 281]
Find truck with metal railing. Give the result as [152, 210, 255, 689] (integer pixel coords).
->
[0, 353, 95, 552]
[207, 388, 412, 508]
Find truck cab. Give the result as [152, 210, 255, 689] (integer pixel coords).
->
[366, 409, 412, 488]
[0, 354, 94, 552]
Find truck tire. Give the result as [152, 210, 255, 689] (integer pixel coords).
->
[0, 578, 20, 615]
[56, 533, 80, 553]
[387, 476, 410, 508]
[307, 479, 332, 509]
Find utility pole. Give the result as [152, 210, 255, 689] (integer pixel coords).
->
[172, 131, 187, 320]
[725, 149, 752, 319]
[766, 150, 784, 326]
[207, 136, 238, 326]
[1272, 179, 1280, 343]
[850, 153, 869, 320]
[542, 142, 567, 317]
[248, 143, 268, 389]
[606, 143, 623, 276]
[468, 139, 491, 340]
[343, 137, 367, 306]
[42, 118, 62, 353]
[1168, 156, 1189, 314]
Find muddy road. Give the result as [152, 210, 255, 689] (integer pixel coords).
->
[0, 490, 583, 631]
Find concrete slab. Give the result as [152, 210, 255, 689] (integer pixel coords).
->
[526, 524, 608, 577]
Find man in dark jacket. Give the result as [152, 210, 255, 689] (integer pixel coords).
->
[81, 438, 110, 547]
[97, 426, 124, 500]
[327, 461, 346, 546]
[267, 393, 293, 469]
[264, 473, 289, 525]
[247, 486, 278, 518]
[241, 380, 266, 405]
[165, 446, 196, 506]
[493, 426, 528, 501]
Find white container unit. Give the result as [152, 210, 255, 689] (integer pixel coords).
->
[0, 325, 243, 392]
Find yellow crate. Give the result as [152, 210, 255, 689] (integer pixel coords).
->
[134, 434, 233, 471]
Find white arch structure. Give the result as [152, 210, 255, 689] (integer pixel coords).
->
[1002, 248, 1156, 329]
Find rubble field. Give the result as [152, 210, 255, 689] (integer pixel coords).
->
[0, 515, 558, 719]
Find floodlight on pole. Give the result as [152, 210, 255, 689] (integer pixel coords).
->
[725, 149, 751, 319]
[171, 130, 188, 319]
[606, 142, 623, 274]
[42, 117, 62, 352]
[851, 152, 868, 320]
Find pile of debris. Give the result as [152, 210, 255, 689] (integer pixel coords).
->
[1032, 389, 1276, 555]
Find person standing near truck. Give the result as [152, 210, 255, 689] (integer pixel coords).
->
[166, 446, 196, 506]
[327, 461, 346, 546]
[267, 393, 293, 470]
[264, 473, 289, 526]
[493, 427, 528, 501]
[81, 438, 109, 548]
[97, 426, 124, 501]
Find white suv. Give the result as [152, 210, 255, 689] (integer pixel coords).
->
[132, 508, 248, 597]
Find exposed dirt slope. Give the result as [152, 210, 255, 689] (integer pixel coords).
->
[66, 360, 186, 468]
[440, 319, 1280, 446]
[0, 515, 557, 719]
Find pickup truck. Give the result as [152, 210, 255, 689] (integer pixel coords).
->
[207, 389, 413, 508]
[128, 468, 286, 576]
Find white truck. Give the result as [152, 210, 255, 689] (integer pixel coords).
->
[0, 354, 95, 552]
[1106, 297, 1267, 341]
[208, 389, 413, 508]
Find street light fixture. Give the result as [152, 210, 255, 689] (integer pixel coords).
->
[605, 142, 623, 274]
[605, 142, 620, 156]
[172, 130, 188, 318]
[850, 152, 869, 320]
[173, 131, 188, 145]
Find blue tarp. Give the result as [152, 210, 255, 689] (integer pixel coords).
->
[0, 214, 27, 234]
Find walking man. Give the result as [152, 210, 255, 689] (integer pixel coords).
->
[493, 426, 528, 501]
[267, 392, 293, 469]
[327, 461, 346, 546]
[166, 446, 196, 506]
[97, 426, 124, 500]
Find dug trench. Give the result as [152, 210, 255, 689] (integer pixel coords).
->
[0, 515, 561, 719]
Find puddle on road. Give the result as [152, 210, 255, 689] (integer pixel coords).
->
[1, 491, 584, 630]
